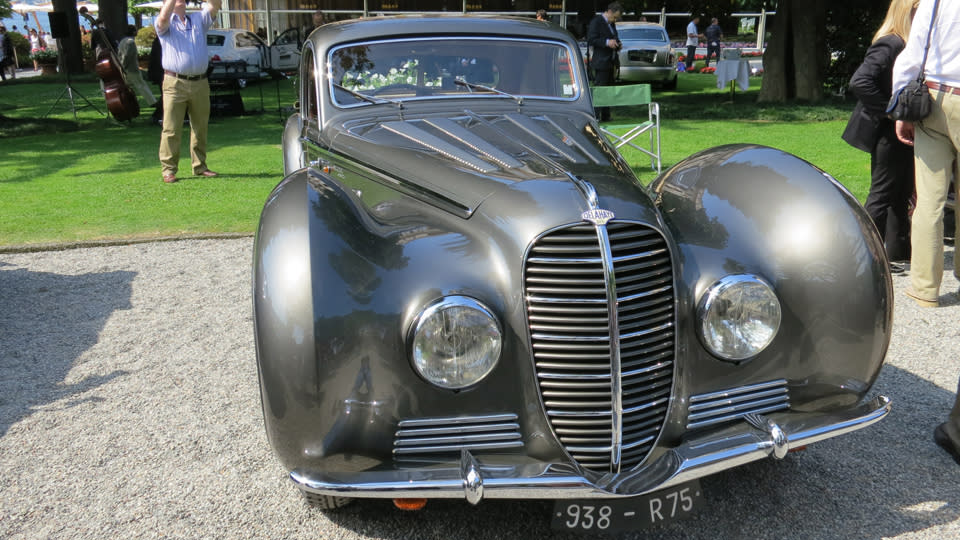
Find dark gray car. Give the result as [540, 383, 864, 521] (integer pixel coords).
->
[256, 15, 892, 534]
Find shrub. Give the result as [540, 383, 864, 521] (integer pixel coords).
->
[29, 49, 59, 63]
[6, 31, 31, 67]
[135, 25, 157, 47]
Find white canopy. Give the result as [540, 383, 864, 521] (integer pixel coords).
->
[10, 2, 53, 13]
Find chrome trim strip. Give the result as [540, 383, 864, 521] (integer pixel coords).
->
[397, 414, 518, 428]
[382, 121, 498, 173]
[687, 404, 791, 430]
[619, 322, 675, 341]
[527, 256, 603, 264]
[537, 372, 612, 381]
[688, 388, 788, 412]
[393, 441, 525, 455]
[505, 113, 583, 163]
[594, 223, 623, 472]
[688, 395, 789, 419]
[689, 379, 789, 403]
[291, 395, 892, 501]
[395, 433, 523, 447]
[397, 422, 520, 437]
[423, 118, 524, 169]
[525, 295, 607, 305]
[617, 285, 674, 303]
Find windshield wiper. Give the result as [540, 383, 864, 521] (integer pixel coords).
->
[454, 79, 523, 106]
[332, 82, 403, 109]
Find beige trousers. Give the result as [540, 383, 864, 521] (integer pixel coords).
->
[159, 75, 211, 177]
[911, 88, 960, 302]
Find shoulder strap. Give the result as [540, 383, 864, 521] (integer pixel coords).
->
[918, 0, 941, 82]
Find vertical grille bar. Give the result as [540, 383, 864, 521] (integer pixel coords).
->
[525, 220, 675, 473]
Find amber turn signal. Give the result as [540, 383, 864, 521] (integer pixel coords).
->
[393, 498, 428, 510]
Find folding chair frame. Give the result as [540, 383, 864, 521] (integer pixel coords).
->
[590, 84, 661, 174]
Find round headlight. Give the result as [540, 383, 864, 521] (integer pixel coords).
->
[697, 274, 781, 361]
[410, 296, 502, 389]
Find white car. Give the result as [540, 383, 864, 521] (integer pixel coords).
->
[207, 28, 301, 84]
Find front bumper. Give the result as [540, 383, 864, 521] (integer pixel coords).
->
[618, 65, 676, 83]
[292, 394, 890, 504]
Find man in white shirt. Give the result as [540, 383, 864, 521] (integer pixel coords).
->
[685, 16, 701, 70]
[890, 0, 960, 465]
[156, 0, 221, 184]
[892, 0, 960, 308]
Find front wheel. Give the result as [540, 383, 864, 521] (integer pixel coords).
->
[662, 75, 678, 90]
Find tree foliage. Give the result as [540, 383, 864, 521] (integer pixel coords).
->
[0, 0, 12, 20]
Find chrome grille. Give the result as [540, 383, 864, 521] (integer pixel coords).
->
[393, 414, 523, 460]
[687, 380, 790, 430]
[525, 221, 675, 473]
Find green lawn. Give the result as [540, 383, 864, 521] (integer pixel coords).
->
[0, 72, 867, 248]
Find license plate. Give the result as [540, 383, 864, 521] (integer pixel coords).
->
[550, 480, 702, 533]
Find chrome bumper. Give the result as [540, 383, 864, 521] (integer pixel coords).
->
[291, 394, 890, 504]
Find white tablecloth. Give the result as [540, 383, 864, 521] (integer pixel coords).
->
[715, 59, 750, 91]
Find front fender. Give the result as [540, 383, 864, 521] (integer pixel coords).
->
[282, 113, 304, 176]
[651, 144, 892, 410]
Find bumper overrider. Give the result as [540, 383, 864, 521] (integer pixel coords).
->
[291, 395, 890, 504]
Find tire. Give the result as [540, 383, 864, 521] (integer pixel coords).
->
[662, 75, 678, 90]
[301, 490, 354, 510]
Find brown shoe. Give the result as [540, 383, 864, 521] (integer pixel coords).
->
[196, 169, 219, 178]
[162, 173, 177, 184]
[905, 287, 938, 308]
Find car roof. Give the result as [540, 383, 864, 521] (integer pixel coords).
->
[616, 22, 667, 30]
[308, 15, 580, 50]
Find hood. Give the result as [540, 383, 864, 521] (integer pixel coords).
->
[326, 108, 645, 216]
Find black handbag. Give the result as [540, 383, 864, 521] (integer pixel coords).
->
[888, 0, 940, 121]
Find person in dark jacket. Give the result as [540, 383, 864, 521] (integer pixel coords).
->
[704, 18, 723, 67]
[842, 0, 919, 271]
[587, 2, 622, 121]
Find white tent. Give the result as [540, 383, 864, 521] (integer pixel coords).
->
[10, 2, 54, 13]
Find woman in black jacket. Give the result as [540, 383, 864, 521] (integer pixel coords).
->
[842, 0, 919, 270]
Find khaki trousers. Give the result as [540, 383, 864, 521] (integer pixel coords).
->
[159, 75, 211, 176]
[911, 88, 960, 302]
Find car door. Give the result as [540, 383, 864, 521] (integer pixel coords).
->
[235, 31, 268, 72]
[270, 27, 301, 72]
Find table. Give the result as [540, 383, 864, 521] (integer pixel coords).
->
[715, 59, 751, 99]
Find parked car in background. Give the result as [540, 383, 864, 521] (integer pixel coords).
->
[615, 22, 677, 89]
[256, 15, 893, 534]
[580, 22, 677, 89]
[206, 28, 300, 84]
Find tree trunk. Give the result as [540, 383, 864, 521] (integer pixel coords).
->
[758, 0, 827, 102]
[99, 0, 129, 40]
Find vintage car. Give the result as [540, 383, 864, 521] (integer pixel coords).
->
[254, 15, 892, 533]
[614, 22, 678, 89]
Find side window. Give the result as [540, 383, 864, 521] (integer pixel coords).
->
[302, 47, 319, 124]
[237, 33, 260, 48]
[275, 28, 299, 47]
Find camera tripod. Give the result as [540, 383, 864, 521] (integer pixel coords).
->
[43, 39, 105, 120]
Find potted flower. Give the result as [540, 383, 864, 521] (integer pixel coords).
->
[30, 49, 60, 75]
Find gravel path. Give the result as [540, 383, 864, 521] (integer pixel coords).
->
[1, 238, 959, 540]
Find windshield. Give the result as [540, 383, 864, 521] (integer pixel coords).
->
[328, 37, 581, 107]
[618, 28, 668, 43]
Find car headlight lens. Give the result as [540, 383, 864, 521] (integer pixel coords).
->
[697, 274, 781, 361]
[410, 297, 502, 389]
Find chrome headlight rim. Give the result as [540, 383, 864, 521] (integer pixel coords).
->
[696, 273, 781, 362]
[409, 295, 503, 390]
